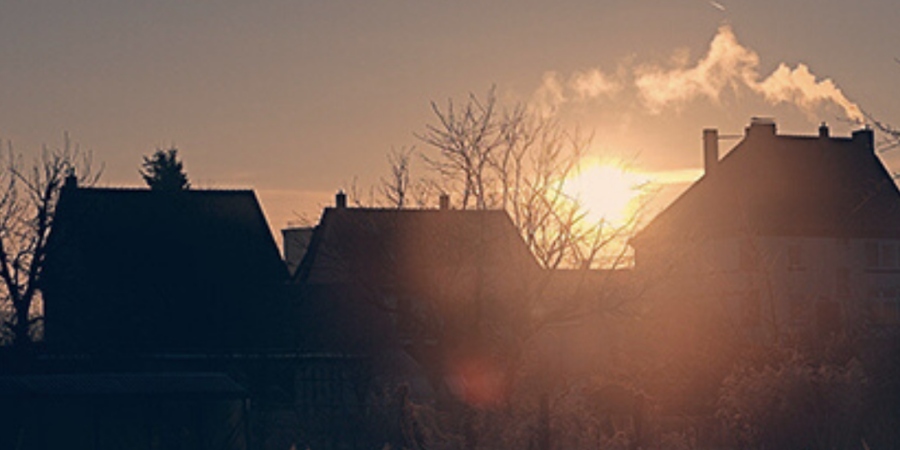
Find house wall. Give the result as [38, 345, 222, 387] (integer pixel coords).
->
[636, 236, 900, 341]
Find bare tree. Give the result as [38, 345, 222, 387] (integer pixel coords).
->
[417, 87, 645, 270]
[0, 135, 99, 347]
[380, 147, 415, 209]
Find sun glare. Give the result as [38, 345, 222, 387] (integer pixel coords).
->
[565, 159, 653, 226]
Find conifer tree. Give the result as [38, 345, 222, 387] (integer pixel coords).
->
[140, 148, 190, 191]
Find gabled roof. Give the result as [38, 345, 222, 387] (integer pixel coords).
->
[633, 123, 900, 246]
[293, 206, 540, 287]
[49, 186, 286, 283]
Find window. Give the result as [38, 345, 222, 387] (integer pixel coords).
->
[741, 290, 761, 326]
[866, 242, 879, 268]
[739, 240, 759, 271]
[869, 301, 900, 326]
[883, 243, 897, 268]
[788, 294, 809, 326]
[787, 243, 803, 270]
[864, 242, 900, 270]
[836, 268, 850, 296]
[816, 301, 843, 337]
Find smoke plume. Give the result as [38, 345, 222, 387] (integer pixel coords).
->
[535, 25, 863, 122]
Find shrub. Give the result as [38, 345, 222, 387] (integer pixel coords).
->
[717, 349, 866, 450]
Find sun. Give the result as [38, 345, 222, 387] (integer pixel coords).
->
[565, 159, 652, 226]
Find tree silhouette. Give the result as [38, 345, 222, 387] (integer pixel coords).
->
[0, 134, 99, 347]
[140, 148, 190, 191]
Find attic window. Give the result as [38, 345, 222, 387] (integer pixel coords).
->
[787, 243, 803, 270]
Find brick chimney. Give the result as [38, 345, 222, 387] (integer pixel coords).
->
[819, 122, 830, 138]
[703, 128, 718, 176]
[335, 190, 347, 208]
[439, 194, 450, 210]
[852, 127, 874, 152]
[746, 117, 776, 137]
[63, 170, 78, 190]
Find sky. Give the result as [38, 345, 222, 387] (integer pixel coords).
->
[1, 1, 898, 244]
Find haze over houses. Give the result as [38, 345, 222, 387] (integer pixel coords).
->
[2, 119, 899, 449]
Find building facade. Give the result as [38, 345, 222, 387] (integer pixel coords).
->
[632, 119, 900, 340]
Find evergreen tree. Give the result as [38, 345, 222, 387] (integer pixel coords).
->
[140, 148, 190, 191]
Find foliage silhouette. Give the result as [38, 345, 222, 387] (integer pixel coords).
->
[140, 148, 190, 191]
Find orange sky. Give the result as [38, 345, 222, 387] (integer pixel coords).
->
[1, 1, 898, 245]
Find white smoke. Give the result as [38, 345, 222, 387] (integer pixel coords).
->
[533, 71, 567, 114]
[635, 25, 759, 113]
[535, 25, 863, 122]
[570, 68, 622, 100]
[754, 63, 863, 122]
[533, 67, 622, 114]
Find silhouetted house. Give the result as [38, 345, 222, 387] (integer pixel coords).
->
[632, 119, 900, 338]
[42, 181, 290, 353]
[291, 193, 541, 401]
[0, 373, 249, 450]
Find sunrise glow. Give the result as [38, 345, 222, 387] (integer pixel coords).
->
[565, 159, 653, 226]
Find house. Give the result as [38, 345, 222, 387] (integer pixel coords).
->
[631, 119, 900, 339]
[290, 192, 543, 404]
[42, 179, 290, 353]
[33, 182, 429, 450]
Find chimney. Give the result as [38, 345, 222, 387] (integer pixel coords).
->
[335, 190, 347, 208]
[63, 172, 78, 190]
[852, 127, 874, 152]
[819, 122, 829, 138]
[439, 194, 450, 210]
[703, 128, 719, 176]
[746, 117, 777, 137]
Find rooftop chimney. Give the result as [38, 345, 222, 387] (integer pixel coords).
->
[852, 127, 874, 152]
[335, 190, 347, 208]
[63, 172, 78, 190]
[746, 117, 776, 137]
[819, 122, 830, 138]
[703, 128, 719, 176]
[439, 194, 450, 210]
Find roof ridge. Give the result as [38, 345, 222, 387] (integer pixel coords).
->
[72, 186, 256, 194]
